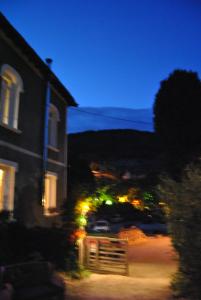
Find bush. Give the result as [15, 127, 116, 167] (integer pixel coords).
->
[0, 223, 77, 272]
[158, 164, 201, 299]
[0, 222, 30, 265]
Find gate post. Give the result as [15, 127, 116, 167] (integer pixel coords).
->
[78, 237, 84, 266]
[77, 229, 86, 267]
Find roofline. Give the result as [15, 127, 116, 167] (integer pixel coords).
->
[0, 13, 77, 107]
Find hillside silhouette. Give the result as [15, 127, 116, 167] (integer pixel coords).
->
[68, 129, 160, 161]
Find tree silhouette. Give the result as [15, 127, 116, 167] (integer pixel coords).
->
[154, 70, 201, 154]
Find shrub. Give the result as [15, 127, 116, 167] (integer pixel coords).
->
[158, 164, 201, 299]
[0, 223, 76, 272]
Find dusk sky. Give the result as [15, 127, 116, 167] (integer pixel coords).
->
[0, 0, 201, 109]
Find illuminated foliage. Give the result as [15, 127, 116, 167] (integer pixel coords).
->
[74, 185, 162, 233]
[159, 165, 201, 299]
[74, 186, 116, 229]
[143, 192, 154, 202]
[95, 186, 115, 205]
[77, 215, 87, 227]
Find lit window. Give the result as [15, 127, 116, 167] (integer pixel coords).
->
[0, 64, 23, 129]
[48, 104, 60, 149]
[43, 172, 57, 215]
[0, 162, 16, 212]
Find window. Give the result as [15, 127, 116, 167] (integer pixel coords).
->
[0, 64, 23, 129]
[0, 161, 16, 212]
[43, 172, 57, 215]
[48, 104, 60, 149]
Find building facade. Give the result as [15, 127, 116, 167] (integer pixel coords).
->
[0, 13, 77, 227]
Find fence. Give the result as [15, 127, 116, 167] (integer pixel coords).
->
[80, 236, 129, 275]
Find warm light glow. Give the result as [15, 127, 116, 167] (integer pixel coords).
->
[43, 173, 57, 215]
[75, 229, 86, 239]
[42, 197, 46, 206]
[132, 199, 141, 206]
[77, 200, 91, 214]
[75, 199, 93, 230]
[0, 169, 4, 180]
[132, 199, 140, 205]
[0, 169, 4, 210]
[70, 229, 86, 244]
[0, 165, 15, 212]
[2, 76, 12, 125]
[80, 202, 90, 214]
[118, 195, 128, 203]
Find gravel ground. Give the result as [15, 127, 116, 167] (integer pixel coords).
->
[64, 236, 178, 300]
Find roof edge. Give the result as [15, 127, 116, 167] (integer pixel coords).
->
[0, 12, 78, 107]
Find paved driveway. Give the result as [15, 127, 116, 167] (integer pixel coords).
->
[64, 236, 179, 300]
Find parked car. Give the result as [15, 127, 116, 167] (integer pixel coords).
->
[92, 220, 110, 232]
[136, 222, 167, 234]
[110, 214, 123, 223]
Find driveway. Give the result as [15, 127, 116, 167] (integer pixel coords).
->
[64, 236, 179, 300]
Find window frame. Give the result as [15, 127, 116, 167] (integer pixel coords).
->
[43, 171, 58, 216]
[0, 158, 18, 214]
[0, 64, 23, 130]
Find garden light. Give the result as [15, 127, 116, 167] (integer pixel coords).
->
[118, 195, 128, 203]
[105, 199, 113, 205]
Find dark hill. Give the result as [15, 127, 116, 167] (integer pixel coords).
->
[68, 129, 160, 162]
[68, 129, 164, 190]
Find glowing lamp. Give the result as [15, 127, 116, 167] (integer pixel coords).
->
[105, 199, 113, 205]
[118, 196, 128, 203]
[132, 199, 141, 206]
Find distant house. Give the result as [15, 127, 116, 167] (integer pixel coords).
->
[0, 13, 77, 227]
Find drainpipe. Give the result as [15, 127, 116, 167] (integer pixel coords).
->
[63, 107, 68, 200]
[42, 58, 52, 206]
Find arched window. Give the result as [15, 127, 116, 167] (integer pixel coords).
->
[48, 104, 60, 149]
[0, 64, 23, 129]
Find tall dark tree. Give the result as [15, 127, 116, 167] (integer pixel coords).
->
[155, 71, 201, 299]
[63, 155, 95, 225]
[154, 70, 201, 154]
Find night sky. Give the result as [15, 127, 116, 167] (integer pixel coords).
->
[0, 0, 201, 109]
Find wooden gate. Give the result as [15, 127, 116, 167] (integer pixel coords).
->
[83, 236, 128, 275]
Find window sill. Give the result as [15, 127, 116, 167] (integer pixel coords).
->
[44, 207, 59, 217]
[48, 145, 60, 152]
[0, 122, 22, 134]
[44, 211, 60, 217]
